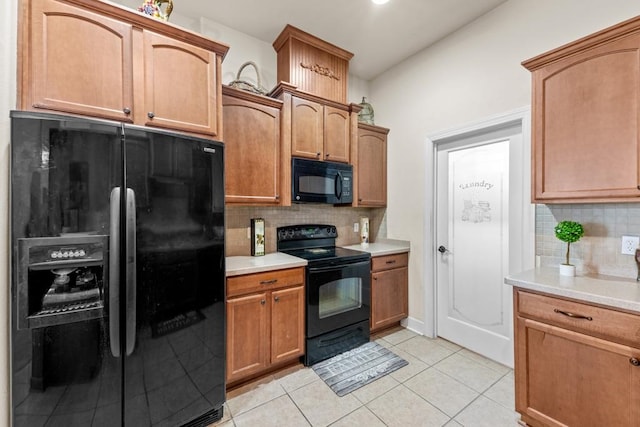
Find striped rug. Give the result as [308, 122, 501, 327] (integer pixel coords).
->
[312, 341, 408, 397]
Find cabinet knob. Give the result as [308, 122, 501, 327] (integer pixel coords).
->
[274, 296, 280, 302]
[316, 152, 321, 158]
[148, 112, 155, 119]
[260, 299, 266, 305]
[123, 108, 131, 115]
[325, 153, 330, 158]
[631, 357, 640, 366]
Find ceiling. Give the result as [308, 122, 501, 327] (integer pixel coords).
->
[172, 0, 508, 80]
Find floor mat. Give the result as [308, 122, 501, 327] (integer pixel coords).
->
[312, 341, 408, 397]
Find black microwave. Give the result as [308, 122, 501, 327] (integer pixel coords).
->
[292, 158, 353, 204]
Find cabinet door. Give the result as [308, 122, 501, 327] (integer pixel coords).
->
[28, 0, 134, 122]
[226, 292, 269, 383]
[271, 286, 305, 365]
[530, 33, 640, 202]
[371, 267, 408, 332]
[143, 31, 220, 137]
[357, 127, 387, 206]
[291, 97, 324, 160]
[515, 317, 640, 426]
[223, 95, 281, 204]
[324, 106, 350, 163]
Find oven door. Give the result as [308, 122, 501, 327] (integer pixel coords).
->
[307, 259, 371, 338]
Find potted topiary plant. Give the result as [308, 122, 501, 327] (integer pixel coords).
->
[554, 220, 584, 276]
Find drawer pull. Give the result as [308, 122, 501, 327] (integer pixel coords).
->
[631, 358, 640, 366]
[554, 308, 593, 321]
[260, 279, 278, 285]
[385, 260, 397, 265]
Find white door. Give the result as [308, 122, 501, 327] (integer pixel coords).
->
[435, 120, 527, 367]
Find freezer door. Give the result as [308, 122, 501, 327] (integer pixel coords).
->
[10, 111, 124, 426]
[123, 126, 226, 425]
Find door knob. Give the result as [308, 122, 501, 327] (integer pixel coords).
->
[438, 245, 450, 254]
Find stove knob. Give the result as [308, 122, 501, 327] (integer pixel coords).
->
[331, 226, 337, 235]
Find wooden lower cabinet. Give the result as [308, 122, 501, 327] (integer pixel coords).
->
[370, 252, 408, 333]
[226, 267, 305, 385]
[514, 289, 640, 426]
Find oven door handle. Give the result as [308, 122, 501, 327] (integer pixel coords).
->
[308, 259, 370, 273]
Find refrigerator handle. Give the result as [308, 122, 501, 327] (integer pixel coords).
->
[125, 188, 137, 356]
[109, 188, 121, 358]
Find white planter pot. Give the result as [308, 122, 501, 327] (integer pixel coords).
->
[559, 264, 576, 276]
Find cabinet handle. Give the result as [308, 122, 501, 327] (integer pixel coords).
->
[274, 296, 280, 302]
[123, 107, 131, 115]
[631, 357, 640, 366]
[148, 112, 155, 119]
[385, 260, 397, 265]
[260, 279, 278, 285]
[260, 299, 266, 305]
[553, 308, 593, 321]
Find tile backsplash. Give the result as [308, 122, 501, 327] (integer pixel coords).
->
[225, 205, 387, 256]
[536, 203, 640, 278]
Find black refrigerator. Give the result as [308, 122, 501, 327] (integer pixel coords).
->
[10, 111, 226, 427]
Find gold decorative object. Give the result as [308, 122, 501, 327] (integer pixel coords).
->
[299, 62, 340, 80]
[358, 97, 375, 125]
[137, 0, 173, 21]
[229, 61, 269, 96]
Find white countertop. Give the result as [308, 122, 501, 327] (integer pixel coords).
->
[505, 268, 640, 313]
[342, 239, 410, 256]
[226, 253, 307, 277]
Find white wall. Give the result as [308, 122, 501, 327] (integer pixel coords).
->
[370, 0, 640, 336]
[1, 0, 17, 424]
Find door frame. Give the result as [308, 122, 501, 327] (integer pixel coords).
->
[423, 106, 534, 340]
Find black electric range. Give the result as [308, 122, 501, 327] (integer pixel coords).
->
[277, 224, 371, 365]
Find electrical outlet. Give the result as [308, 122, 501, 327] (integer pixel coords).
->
[247, 227, 251, 239]
[353, 222, 359, 233]
[621, 235, 639, 255]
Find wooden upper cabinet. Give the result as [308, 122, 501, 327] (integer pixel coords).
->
[222, 86, 283, 205]
[27, 0, 134, 122]
[291, 96, 324, 160]
[355, 123, 389, 207]
[21, 0, 228, 138]
[324, 106, 350, 163]
[142, 31, 221, 137]
[290, 96, 351, 163]
[523, 17, 640, 203]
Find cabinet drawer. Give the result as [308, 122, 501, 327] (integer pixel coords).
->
[516, 289, 640, 348]
[372, 252, 408, 272]
[227, 267, 305, 298]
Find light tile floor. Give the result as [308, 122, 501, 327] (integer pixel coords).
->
[211, 327, 520, 427]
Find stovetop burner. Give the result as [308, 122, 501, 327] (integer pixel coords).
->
[276, 224, 370, 264]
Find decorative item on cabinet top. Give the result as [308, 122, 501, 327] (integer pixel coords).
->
[138, 0, 173, 21]
[229, 61, 269, 96]
[358, 97, 375, 125]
